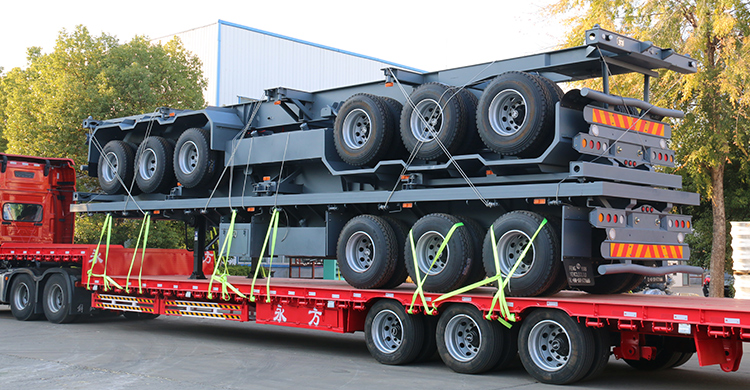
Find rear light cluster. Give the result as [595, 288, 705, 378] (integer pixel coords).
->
[667, 218, 691, 230]
[640, 206, 655, 213]
[581, 138, 608, 151]
[593, 209, 626, 227]
[622, 160, 638, 167]
[649, 148, 675, 165]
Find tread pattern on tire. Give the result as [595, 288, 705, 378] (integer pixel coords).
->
[333, 93, 394, 167]
[98, 140, 137, 195]
[135, 136, 176, 194]
[336, 215, 397, 289]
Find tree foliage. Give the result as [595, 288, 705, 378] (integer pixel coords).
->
[0, 25, 207, 248]
[549, 0, 750, 296]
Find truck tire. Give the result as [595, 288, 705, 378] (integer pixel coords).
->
[483, 211, 560, 297]
[405, 213, 474, 293]
[173, 128, 220, 188]
[580, 273, 644, 294]
[518, 309, 596, 385]
[10, 274, 42, 321]
[365, 300, 425, 365]
[579, 326, 611, 381]
[414, 314, 439, 363]
[336, 215, 398, 289]
[334, 94, 393, 166]
[436, 304, 507, 374]
[454, 88, 482, 155]
[98, 140, 137, 195]
[135, 136, 176, 193]
[476, 71, 553, 156]
[400, 83, 467, 161]
[380, 216, 410, 289]
[624, 349, 682, 370]
[671, 352, 694, 368]
[42, 274, 78, 324]
[378, 96, 409, 160]
[454, 215, 487, 284]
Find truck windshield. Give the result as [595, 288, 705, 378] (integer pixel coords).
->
[2, 203, 42, 222]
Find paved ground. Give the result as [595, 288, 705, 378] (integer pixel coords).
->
[0, 292, 748, 390]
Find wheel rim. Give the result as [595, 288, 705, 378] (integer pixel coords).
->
[488, 89, 527, 136]
[138, 148, 158, 180]
[13, 283, 30, 310]
[496, 229, 535, 277]
[528, 319, 571, 372]
[47, 284, 64, 314]
[177, 140, 199, 175]
[415, 231, 448, 275]
[371, 309, 403, 354]
[342, 109, 371, 150]
[444, 314, 482, 362]
[410, 99, 443, 142]
[102, 152, 119, 183]
[345, 231, 375, 273]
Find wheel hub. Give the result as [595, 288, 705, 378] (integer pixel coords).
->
[415, 230, 448, 275]
[345, 231, 375, 273]
[178, 141, 199, 174]
[139, 148, 158, 180]
[342, 109, 371, 150]
[488, 89, 528, 136]
[372, 309, 403, 354]
[411, 99, 443, 142]
[528, 319, 571, 372]
[444, 314, 482, 362]
[102, 152, 119, 183]
[496, 229, 535, 277]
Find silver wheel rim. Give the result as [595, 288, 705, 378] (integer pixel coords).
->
[410, 98, 443, 142]
[345, 231, 374, 273]
[444, 314, 482, 362]
[138, 148, 158, 180]
[528, 319, 571, 372]
[371, 309, 403, 354]
[415, 231, 448, 275]
[47, 284, 64, 314]
[488, 89, 527, 136]
[178, 140, 199, 175]
[102, 152, 119, 183]
[342, 109, 371, 150]
[496, 229, 535, 277]
[13, 283, 30, 310]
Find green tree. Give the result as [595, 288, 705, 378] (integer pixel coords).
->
[0, 25, 207, 248]
[550, 0, 750, 296]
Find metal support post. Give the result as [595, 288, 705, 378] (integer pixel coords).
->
[189, 215, 207, 280]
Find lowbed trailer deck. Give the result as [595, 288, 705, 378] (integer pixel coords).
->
[82, 252, 747, 384]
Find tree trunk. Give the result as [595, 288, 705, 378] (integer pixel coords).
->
[709, 163, 726, 297]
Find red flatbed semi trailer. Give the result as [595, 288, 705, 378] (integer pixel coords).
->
[82, 252, 747, 384]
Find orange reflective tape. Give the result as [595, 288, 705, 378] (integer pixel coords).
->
[635, 244, 645, 258]
[626, 244, 635, 257]
[677, 246, 683, 258]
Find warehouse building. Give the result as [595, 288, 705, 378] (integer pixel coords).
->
[152, 20, 423, 106]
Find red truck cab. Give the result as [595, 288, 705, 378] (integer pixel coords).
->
[0, 153, 76, 244]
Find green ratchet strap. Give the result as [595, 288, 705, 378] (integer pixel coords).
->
[86, 214, 123, 291]
[250, 208, 281, 303]
[407, 222, 463, 315]
[125, 213, 151, 294]
[425, 218, 548, 328]
[208, 210, 248, 300]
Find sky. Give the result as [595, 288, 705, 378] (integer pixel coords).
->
[0, 0, 566, 73]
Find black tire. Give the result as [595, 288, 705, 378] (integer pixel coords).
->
[364, 300, 425, 365]
[414, 314, 439, 363]
[580, 273, 645, 294]
[534, 74, 564, 102]
[123, 311, 160, 320]
[9, 274, 42, 321]
[135, 136, 176, 193]
[378, 96, 410, 160]
[405, 213, 474, 293]
[519, 309, 596, 385]
[671, 352, 694, 368]
[476, 71, 553, 156]
[579, 327, 611, 381]
[494, 323, 520, 371]
[454, 215, 487, 285]
[483, 211, 561, 297]
[400, 83, 468, 161]
[42, 274, 78, 324]
[454, 88, 482, 155]
[624, 349, 682, 370]
[334, 94, 394, 166]
[380, 216, 410, 289]
[336, 215, 397, 289]
[98, 140, 137, 195]
[437, 305, 507, 374]
[173, 128, 220, 188]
